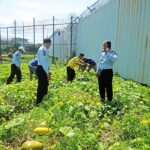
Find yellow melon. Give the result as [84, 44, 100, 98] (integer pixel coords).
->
[140, 120, 150, 125]
[34, 127, 52, 135]
[21, 141, 43, 150]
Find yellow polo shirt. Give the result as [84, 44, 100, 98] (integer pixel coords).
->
[67, 56, 80, 69]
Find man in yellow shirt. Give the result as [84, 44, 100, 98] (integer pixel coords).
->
[67, 53, 84, 81]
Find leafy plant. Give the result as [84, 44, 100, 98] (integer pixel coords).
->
[0, 61, 149, 149]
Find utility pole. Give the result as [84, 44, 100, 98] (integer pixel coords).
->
[70, 16, 73, 58]
[33, 18, 35, 58]
[23, 22, 24, 47]
[52, 16, 55, 61]
[14, 20, 16, 50]
[0, 28, 1, 55]
[43, 25, 45, 42]
[7, 27, 9, 53]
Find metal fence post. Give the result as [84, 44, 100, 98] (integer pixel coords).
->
[53, 16, 55, 61]
[70, 16, 73, 58]
[43, 25, 45, 42]
[0, 27, 2, 63]
[7, 27, 8, 53]
[14, 20, 16, 50]
[0, 28, 1, 54]
[23, 22, 24, 47]
[33, 18, 35, 58]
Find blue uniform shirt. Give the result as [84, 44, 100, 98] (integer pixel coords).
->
[37, 45, 51, 74]
[12, 50, 21, 67]
[97, 49, 118, 73]
[29, 58, 38, 68]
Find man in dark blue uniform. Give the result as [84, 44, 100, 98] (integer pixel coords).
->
[28, 58, 38, 80]
[81, 58, 96, 72]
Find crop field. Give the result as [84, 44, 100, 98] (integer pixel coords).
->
[0, 60, 150, 150]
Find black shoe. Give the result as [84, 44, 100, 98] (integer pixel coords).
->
[101, 98, 105, 103]
[35, 101, 41, 106]
[107, 99, 113, 102]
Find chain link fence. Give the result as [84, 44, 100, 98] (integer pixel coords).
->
[0, 17, 76, 61]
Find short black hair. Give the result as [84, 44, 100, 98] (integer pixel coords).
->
[104, 40, 111, 49]
[79, 53, 84, 57]
[43, 38, 51, 44]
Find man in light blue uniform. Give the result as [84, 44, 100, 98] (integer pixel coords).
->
[7, 46, 25, 84]
[36, 38, 51, 105]
[96, 41, 118, 102]
[28, 58, 38, 80]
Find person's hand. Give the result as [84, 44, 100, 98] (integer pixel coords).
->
[47, 72, 51, 81]
[96, 72, 100, 77]
[47, 74, 50, 81]
[105, 48, 110, 52]
[86, 63, 90, 66]
[80, 63, 86, 67]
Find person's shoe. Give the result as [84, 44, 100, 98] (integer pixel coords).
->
[101, 98, 105, 103]
[35, 103, 41, 107]
[107, 98, 113, 102]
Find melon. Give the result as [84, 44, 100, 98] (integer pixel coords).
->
[34, 127, 52, 135]
[21, 141, 43, 150]
[140, 120, 150, 125]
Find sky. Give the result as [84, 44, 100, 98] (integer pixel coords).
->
[0, 0, 96, 25]
[0, 0, 97, 43]
[0, 0, 96, 43]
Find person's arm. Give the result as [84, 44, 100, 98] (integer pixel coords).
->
[18, 53, 21, 67]
[96, 60, 101, 76]
[96, 53, 104, 77]
[47, 56, 52, 80]
[106, 51, 118, 62]
[75, 58, 82, 65]
[45, 51, 52, 81]
[77, 59, 89, 67]
[14, 52, 20, 68]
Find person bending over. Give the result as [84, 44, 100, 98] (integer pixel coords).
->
[67, 53, 85, 82]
